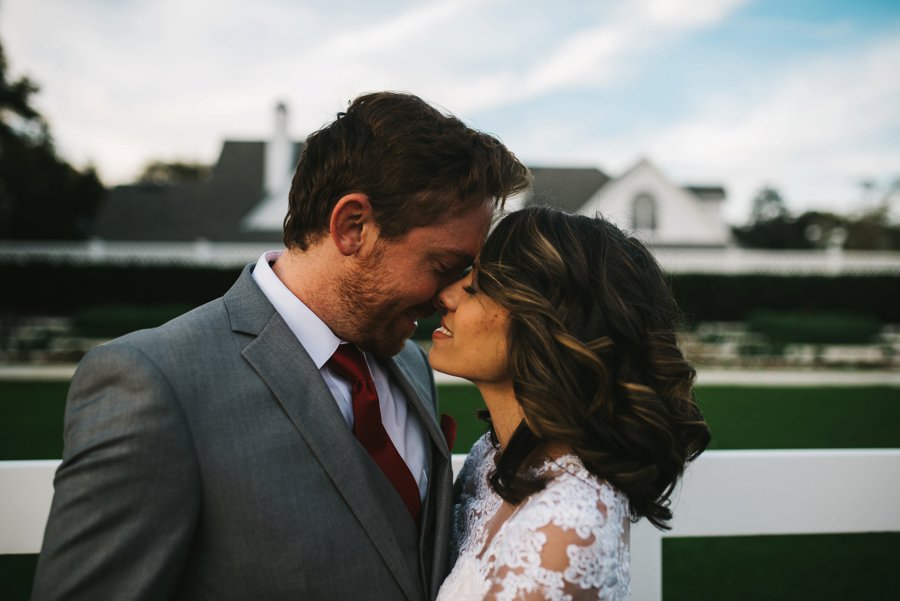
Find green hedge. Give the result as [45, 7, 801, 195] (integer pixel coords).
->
[71, 303, 195, 337]
[1, 264, 899, 322]
[671, 274, 900, 322]
[746, 310, 882, 346]
[0, 264, 240, 314]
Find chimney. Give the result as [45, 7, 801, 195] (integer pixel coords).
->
[265, 102, 292, 197]
[242, 102, 295, 231]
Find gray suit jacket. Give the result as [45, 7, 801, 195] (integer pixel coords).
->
[31, 265, 454, 601]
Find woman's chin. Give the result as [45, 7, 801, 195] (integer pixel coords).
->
[428, 353, 463, 379]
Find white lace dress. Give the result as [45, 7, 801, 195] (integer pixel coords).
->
[437, 434, 630, 601]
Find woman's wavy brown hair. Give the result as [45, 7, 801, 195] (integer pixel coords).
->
[475, 207, 710, 530]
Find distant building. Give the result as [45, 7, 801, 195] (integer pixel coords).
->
[93, 104, 301, 244]
[577, 159, 732, 247]
[93, 105, 732, 247]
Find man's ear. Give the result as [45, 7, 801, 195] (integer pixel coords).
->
[330, 193, 378, 256]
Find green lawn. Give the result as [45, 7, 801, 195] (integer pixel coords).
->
[2, 380, 898, 600]
[3, 382, 899, 459]
[439, 383, 900, 453]
[664, 533, 900, 601]
[695, 385, 900, 450]
[0, 381, 68, 460]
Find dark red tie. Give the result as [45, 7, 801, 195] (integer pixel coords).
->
[328, 344, 421, 523]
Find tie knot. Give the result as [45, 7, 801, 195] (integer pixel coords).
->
[328, 344, 371, 384]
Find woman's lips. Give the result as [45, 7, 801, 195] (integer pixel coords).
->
[433, 321, 453, 339]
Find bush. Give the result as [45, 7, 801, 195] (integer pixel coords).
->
[72, 303, 194, 338]
[671, 274, 900, 323]
[746, 310, 882, 346]
[0, 264, 239, 314]
[1, 263, 899, 324]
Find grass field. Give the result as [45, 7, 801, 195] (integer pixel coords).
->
[1, 379, 898, 599]
[3, 381, 900, 459]
[664, 533, 900, 601]
[438, 383, 900, 453]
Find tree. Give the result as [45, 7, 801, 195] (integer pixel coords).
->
[749, 185, 789, 224]
[137, 160, 211, 185]
[0, 39, 105, 239]
[732, 186, 811, 249]
[733, 184, 900, 250]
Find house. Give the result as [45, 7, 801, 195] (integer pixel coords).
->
[576, 159, 732, 247]
[93, 104, 301, 244]
[93, 105, 732, 247]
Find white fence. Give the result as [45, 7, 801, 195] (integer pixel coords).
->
[451, 449, 900, 601]
[626, 449, 900, 601]
[3, 450, 899, 600]
[0, 460, 58, 554]
[2, 241, 899, 275]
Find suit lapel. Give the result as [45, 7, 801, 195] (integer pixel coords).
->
[225, 267, 421, 601]
[386, 350, 450, 462]
[385, 348, 455, 598]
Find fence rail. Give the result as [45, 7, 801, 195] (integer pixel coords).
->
[4, 450, 899, 601]
[452, 449, 900, 601]
[2, 241, 899, 275]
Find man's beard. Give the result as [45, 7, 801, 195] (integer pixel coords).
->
[332, 248, 426, 357]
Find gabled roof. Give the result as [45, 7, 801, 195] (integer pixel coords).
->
[92, 181, 208, 241]
[93, 141, 303, 242]
[578, 158, 732, 247]
[526, 166, 610, 213]
[684, 185, 726, 202]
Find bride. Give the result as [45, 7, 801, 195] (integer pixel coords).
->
[430, 207, 710, 600]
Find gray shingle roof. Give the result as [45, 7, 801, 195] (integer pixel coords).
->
[92, 141, 302, 242]
[526, 166, 610, 213]
[683, 185, 726, 201]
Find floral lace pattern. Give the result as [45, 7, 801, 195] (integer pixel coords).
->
[437, 434, 630, 601]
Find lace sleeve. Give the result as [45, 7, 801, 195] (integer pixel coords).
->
[450, 434, 495, 564]
[483, 476, 630, 601]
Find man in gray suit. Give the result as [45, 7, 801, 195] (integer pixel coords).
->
[31, 92, 530, 600]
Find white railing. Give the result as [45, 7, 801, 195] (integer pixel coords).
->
[452, 449, 900, 601]
[1, 241, 899, 275]
[626, 449, 900, 601]
[0, 460, 59, 554]
[4, 450, 900, 601]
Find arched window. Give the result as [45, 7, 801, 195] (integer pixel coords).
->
[632, 193, 657, 231]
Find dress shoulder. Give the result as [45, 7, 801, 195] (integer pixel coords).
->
[484, 455, 631, 600]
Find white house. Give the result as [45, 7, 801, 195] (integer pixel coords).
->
[577, 158, 732, 247]
[93, 104, 733, 248]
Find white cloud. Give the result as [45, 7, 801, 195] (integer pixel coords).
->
[641, 0, 748, 26]
[4, 0, 894, 228]
[645, 34, 900, 221]
[311, 0, 479, 57]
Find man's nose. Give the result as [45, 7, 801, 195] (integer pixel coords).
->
[433, 282, 458, 314]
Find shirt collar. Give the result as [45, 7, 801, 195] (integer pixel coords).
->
[252, 250, 342, 369]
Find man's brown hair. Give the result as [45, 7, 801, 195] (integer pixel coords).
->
[283, 91, 531, 250]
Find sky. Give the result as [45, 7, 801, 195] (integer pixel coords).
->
[1, 0, 899, 224]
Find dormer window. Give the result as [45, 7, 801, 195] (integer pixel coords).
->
[632, 193, 657, 231]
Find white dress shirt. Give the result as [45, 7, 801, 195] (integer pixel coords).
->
[252, 250, 428, 499]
